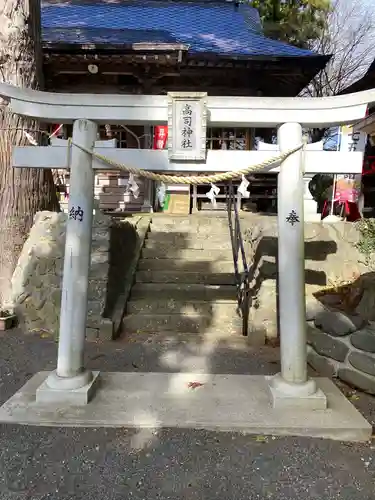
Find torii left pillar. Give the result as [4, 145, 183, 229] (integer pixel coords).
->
[36, 119, 101, 404]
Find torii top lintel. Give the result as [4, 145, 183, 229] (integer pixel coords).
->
[1, 83, 375, 128]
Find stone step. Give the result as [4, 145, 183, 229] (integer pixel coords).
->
[144, 238, 232, 250]
[150, 223, 230, 235]
[136, 270, 236, 285]
[141, 247, 234, 260]
[130, 283, 237, 300]
[127, 298, 237, 315]
[87, 300, 105, 317]
[146, 232, 230, 244]
[122, 312, 242, 334]
[137, 259, 235, 273]
[151, 216, 230, 225]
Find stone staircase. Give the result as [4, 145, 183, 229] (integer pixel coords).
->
[123, 215, 242, 336]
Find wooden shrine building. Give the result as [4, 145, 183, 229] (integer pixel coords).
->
[41, 0, 330, 214]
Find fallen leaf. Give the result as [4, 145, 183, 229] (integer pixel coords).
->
[187, 382, 204, 390]
[255, 435, 268, 443]
[348, 394, 360, 401]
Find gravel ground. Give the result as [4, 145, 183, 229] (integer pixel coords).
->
[0, 330, 374, 500]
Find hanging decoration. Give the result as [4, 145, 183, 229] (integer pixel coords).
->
[23, 130, 38, 146]
[127, 173, 140, 199]
[206, 183, 220, 207]
[105, 124, 113, 138]
[238, 175, 250, 198]
[156, 182, 166, 207]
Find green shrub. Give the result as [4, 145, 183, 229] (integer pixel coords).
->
[355, 218, 375, 269]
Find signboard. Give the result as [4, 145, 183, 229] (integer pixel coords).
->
[167, 92, 207, 161]
[153, 125, 168, 150]
[340, 125, 367, 152]
[334, 125, 367, 203]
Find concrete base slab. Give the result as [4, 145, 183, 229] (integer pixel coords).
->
[0, 372, 371, 442]
[269, 382, 327, 410]
[323, 215, 344, 223]
[36, 371, 100, 405]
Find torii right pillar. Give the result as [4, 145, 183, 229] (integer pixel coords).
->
[268, 122, 327, 409]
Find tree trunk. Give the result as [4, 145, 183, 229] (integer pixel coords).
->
[0, 1, 59, 308]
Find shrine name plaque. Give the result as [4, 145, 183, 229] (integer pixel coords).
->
[167, 92, 207, 161]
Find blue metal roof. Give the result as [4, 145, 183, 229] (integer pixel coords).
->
[41, 0, 316, 58]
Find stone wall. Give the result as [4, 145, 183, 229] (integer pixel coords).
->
[307, 296, 375, 394]
[11, 211, 149, 340]
[248, 217, 365, 340]
[244, 215, 375, 393]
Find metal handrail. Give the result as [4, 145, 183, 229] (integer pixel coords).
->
[226, 182, 251, 336]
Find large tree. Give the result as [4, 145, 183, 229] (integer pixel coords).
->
[251, 0, 332, 48]
[0, 1, 59, 309]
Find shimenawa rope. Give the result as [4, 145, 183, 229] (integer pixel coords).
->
[68, 138, 304, 185]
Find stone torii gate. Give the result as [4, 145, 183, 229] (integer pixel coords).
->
[0, 84, 373, 440]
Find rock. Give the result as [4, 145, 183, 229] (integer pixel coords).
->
[314, 310, 363, 337]
[348, 351, 375, 377]
[306, 325, 349, 362]
[337, 367, 375, 395]
[354, 273, 375, 321]
[307, 346, 339, 377]
[305, 295, 326, 321]
[350, 327, 375, 353]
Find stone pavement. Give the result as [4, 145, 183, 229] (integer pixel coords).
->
[1, 330, 375, 499]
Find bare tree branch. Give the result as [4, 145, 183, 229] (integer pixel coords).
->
[303, 0, 375, 98]
[301, 0, 375, 142]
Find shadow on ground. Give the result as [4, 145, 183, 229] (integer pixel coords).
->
[0, 330, 375, 499]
